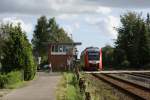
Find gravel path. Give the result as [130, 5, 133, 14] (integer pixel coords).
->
[2, 72, 61, 100]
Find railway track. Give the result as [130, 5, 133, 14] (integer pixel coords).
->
[128, 73, 150, 79]
[108, 73, 150, 88]
[92, 73, 150, 100]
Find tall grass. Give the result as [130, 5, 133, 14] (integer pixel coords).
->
[56, 73, 83, 100]
[0, 71, 23, 89]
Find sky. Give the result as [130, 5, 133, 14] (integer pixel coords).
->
[0, 0, 150, 54]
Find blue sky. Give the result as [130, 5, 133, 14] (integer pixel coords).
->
[0, 0, 150, 54]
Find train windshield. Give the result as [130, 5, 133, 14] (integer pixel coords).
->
[88, 52, 99, 60]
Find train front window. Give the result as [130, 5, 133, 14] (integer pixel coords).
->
[88, 52, 99, 60]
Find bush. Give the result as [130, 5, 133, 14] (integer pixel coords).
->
[66, 85, 79, 100]
[0, 74, 8, 88]
[121, 60, 130, 67]
[23, 46, 37, 81]
[0, 71, 23, 88]
[57, 73, 82, 100]
[0, 24, 36, 81]
[7, 71, 23, 85]
[142, 63, 150, 69]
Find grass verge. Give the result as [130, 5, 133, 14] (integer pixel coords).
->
[83, 74, 134, 100]
[0, 71, 38, 99]
[56, 72, 83, 100]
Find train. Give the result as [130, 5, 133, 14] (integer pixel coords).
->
[80, 47, 102, 71]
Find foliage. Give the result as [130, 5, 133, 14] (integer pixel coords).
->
[115, 12, 150, 68]
[121, 60, 130, 67]
[0, 23, 36, 81]
[32, 16, 73, 63]
[138, 23, 150, 66]
[32, 16, 49, 57]
[102, 12, 150, 69]
[0, 71, 23, 88]
[47, 17, 73, 43]
[102, 45, 114, 69]
[0, 24, 10, 69]
[56, 73, 82, 100]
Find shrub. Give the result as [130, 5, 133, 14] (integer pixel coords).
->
[23, 45, 37, 81]
[0, 71, 23, 88]
[57, 73, 82, 100]
[66, 85, 79, 100]
[7, 71, 23, 85]
[142, 63, 150, 69]
[121, 60, 130, 67]
[0, 74, 8, 88]
[0, 24, 36, 81]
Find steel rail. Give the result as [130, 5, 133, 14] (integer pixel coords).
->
[127, 73, 150, 79]
[92, 73, 150, 100]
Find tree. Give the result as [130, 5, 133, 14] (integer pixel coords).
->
[0, 24, 10, 65]
[47, 17, 73, 43]
[115, 12, 139, 66]
[1, 23, 36, 80]
[138, 24, 150, 66]
[32, 16, 49, 57]
[102, 45, 114, 69]
[115, 12, 150, 68]
[146, 13, 150, 64]
[32, 16, 73, 63]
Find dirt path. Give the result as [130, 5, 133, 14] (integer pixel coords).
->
[2, 72, 61, 100]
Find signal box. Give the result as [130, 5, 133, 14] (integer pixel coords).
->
[48, 42, 81, 71]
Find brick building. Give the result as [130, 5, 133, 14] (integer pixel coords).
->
[48, 42, 81, 71]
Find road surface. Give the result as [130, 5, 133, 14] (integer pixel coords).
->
[2, 72, 61, 100]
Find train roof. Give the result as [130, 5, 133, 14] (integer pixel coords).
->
[86, 47, 99, 50]
[81, 47, 100, 55]
[86, 47, 99, 52]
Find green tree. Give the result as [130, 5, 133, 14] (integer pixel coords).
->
[115, 12, 150, 68]
[102, 45, 114, 69]
[0, 24, 10, 65]
[146, 13, 150, 64]
[138, 24, 150, 66]
[0, 27, 4, 65]
[1, 24, 36, 80]
[32, 16, 49, 57]
[47, 17, 73, 43]
[32, 16, 73, 63]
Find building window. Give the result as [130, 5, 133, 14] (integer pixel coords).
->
[52, 45, 55, 52]
[63, 45, 67, 52]
[51, 45, 74, 55]
[51, 45, 66, 53]
[55, 45, 58, 52]
[58, 45, 63, 52]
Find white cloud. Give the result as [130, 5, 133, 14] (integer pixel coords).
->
[57, 14, 78, 20]
[61, 22, 80, 35]
[85, 16, 102, 25]
[62, 25, 73, 34]
[1, 17, 33, 40]
[74, 22, 80, 29]
[1, 0, 150, 16]
[106, 16, 120, 38]
[96, 6, 111, 14]
[85, 15, 120, 38]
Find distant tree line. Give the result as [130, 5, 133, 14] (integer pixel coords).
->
[102, 12, 150, 69]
